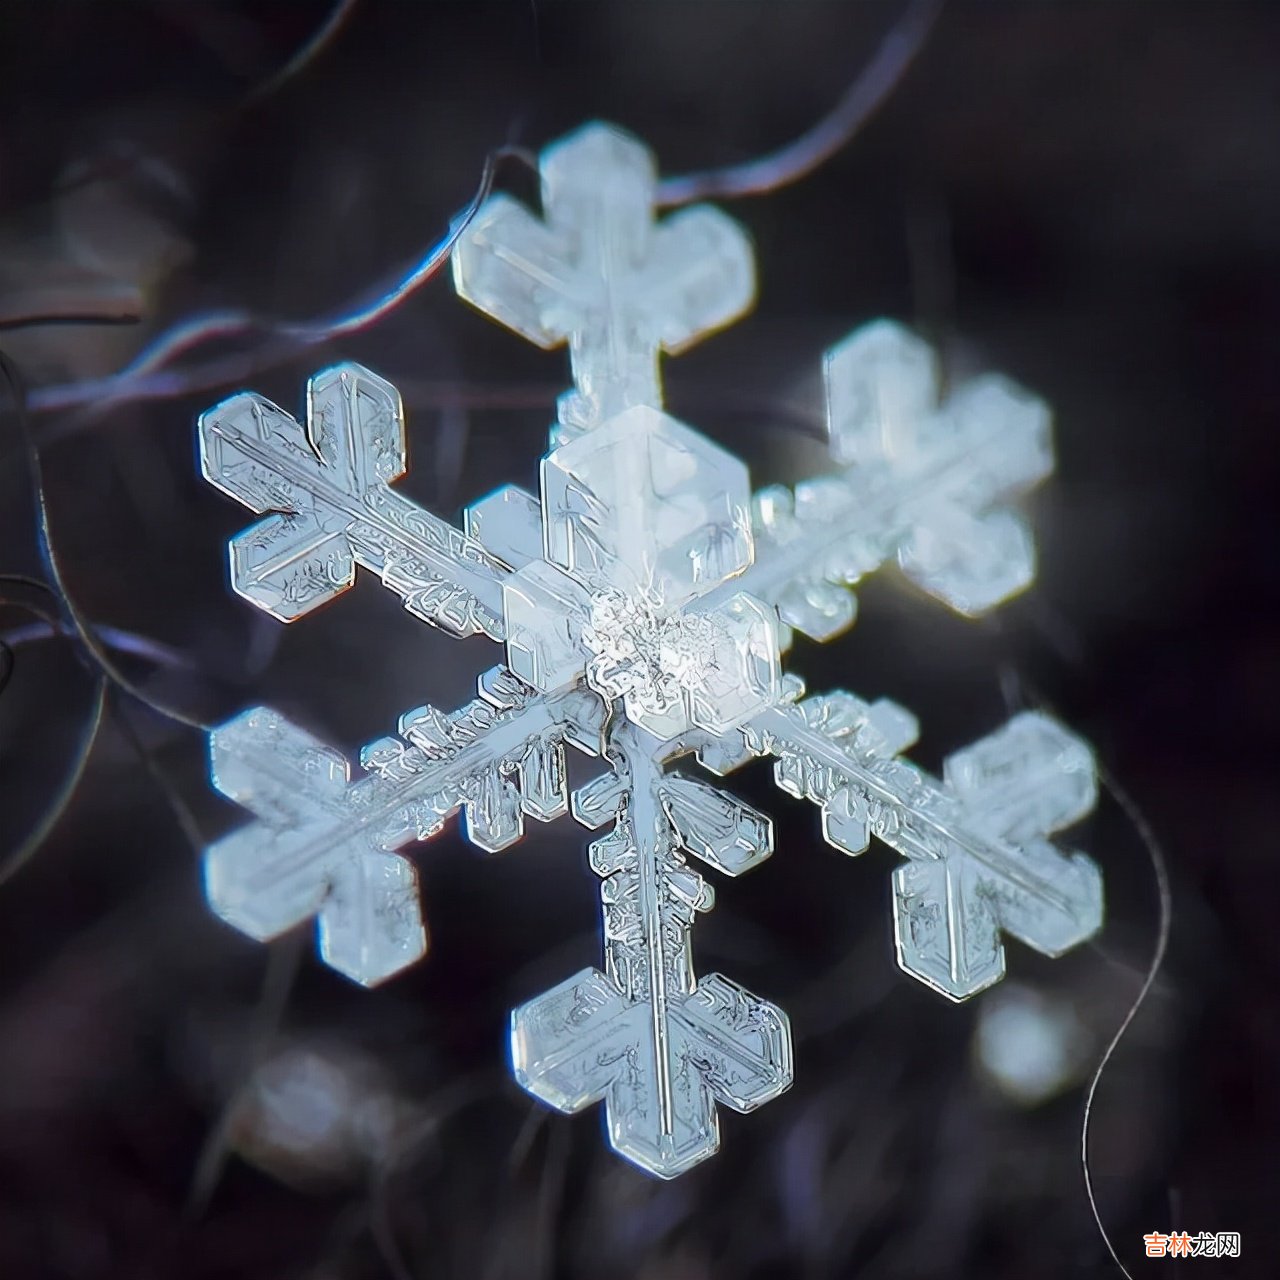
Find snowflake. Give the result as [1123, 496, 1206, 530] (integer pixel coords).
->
[196, 122, 1103, 1179]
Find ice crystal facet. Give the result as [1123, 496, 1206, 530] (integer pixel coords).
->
[452, 123, 755, 441]
[196, 121, 1103, 1178]
[540, 403, 754, 602]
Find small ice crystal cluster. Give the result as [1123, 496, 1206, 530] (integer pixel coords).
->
[196, 123, 1103, 1178]
[580, 584, 777, 739]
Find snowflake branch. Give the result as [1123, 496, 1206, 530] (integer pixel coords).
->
[741, 688, 1102, 1000]
[206, 669, 603, 985]
[512, 722, 791, 1177]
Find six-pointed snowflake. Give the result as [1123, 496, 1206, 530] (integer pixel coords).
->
[196, 122, 1103, 1178]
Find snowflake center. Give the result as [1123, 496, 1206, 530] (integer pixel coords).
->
[581, 587, 718, 716]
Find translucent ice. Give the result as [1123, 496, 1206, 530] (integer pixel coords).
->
[195, 121, 1102, 1178]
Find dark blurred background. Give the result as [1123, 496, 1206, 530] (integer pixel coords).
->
[0, 2, 1277, 1277]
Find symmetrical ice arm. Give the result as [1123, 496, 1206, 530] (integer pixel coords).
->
[453, 123, 755, 439]
[708, 321, 1054, 641]
[205, 667, 603, 985]
[199, 363, 509, 638]
[735, 685, 1102, 1000]
[511, 726, 792, 1177]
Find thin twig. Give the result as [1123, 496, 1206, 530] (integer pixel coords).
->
[30, 142, 536, 418]
[992, 647, 1172, 1280]
[1, 349, 212, 731]
[242, 0, 364, 108]
[657, 0, 945, 205]
[0, 597, 107, 888]
[1082, 764, 1172, 1280]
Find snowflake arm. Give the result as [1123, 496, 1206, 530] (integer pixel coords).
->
[205, 666, 603, 985]
[452, 122, 755, 440]
[512, 723, 792, 1178]
[199, 362, 509, 637]
[730, 682, 1102, 1000]
[701, 321, 1053, 642]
